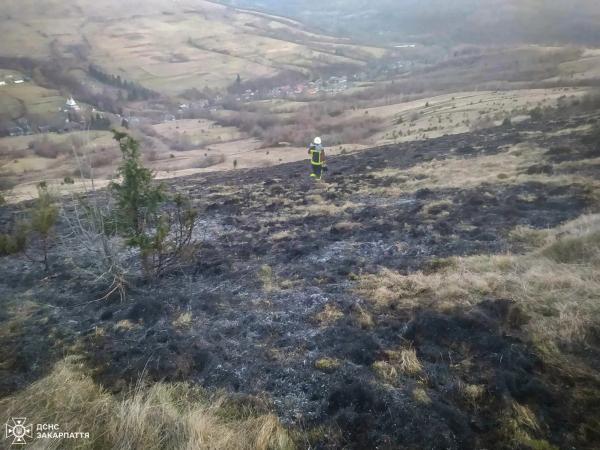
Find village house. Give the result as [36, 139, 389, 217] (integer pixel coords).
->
[65, 97, 80, 112]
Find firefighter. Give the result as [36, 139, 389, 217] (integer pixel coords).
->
[308, 137, 327, 180]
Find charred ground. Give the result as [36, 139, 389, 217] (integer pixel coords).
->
[1, 112, 600, 449]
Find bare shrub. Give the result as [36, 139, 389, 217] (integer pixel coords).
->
[193, 154, 226, 169]
[0, 224, 26, 256]
[89, 147, 119, 168]
[30, 136, 66, 159]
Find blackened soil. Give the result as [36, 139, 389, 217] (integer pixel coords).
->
[1, 114, 600, 449]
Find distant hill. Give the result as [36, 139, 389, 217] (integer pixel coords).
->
[221, 0, 600, 45]
[0, 0, 385, 94]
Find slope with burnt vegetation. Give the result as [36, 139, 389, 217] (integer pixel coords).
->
[1, 110, 600, 449]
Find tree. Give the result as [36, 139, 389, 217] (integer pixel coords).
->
[109, 131, 199, 279]
[29, 184, 58, 271]
[110, 131, 165, 243]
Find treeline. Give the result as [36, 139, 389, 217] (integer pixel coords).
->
[89, 65, 158, 101]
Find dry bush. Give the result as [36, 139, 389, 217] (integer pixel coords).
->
[0, 225, 27, 256]
[29, 136, 66, 159]
[193, 154, 226, 169]
[90, 147, 120, 168]
[0, 357, 294, 450]
[213, 104, 383, 147]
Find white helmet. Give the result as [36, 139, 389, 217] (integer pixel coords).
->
[313, 137, 322, 145]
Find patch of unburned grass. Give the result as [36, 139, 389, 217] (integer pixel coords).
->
[352, 304, 374, 329]
[363, 142, 600, 199]
[412, 387, 432, 405]
[173, 312, 193, 329]
[314, 304, 344, 325]
[0, 356, 294, 450]
[498, 401, 559, 450]
[314, 358, 341, 373]
[373, 347, 424, 384]
[357, 214, 600, 349]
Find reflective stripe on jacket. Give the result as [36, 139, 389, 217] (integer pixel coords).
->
[309, 144, 324, 166]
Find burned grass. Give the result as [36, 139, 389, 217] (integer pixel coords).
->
[0, 112, 599, 448]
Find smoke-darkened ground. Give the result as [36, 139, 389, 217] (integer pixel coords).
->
[1, 112, 600, 449]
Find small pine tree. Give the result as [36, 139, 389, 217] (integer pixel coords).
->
[29, 184, 58, 271]
[109, 131, 198, 279]
[110, 130, 165, 244]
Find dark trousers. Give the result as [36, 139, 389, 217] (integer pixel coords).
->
[311, 164, 322, 179]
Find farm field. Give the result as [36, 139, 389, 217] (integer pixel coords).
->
[0, 0, 386, 93]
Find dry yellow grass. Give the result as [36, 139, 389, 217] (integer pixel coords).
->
[114, 319, 138, 331]
[272, 230, 295, 241]
[367, 142, 544, 196]
[298, 200, 360, 218]
[314, 358, 341, 373]
[353, 305, 374, 329]
[372, 361, 398, 383]
[460, 383, 486, 408]
[173, 311, 193, 329]
[314, 304, 344, 325]
[0, 356, 294, 450]
[498, 400, 559, 450]
[412, 387, 432, 405]
[331, 221, 362, 233]
[373, 347, 424, 383]
[357, 214, 600, 349]
[259, 264, 276, 293]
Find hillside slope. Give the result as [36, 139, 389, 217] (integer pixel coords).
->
[0, 0, 385, 93]
[1, 109, 599, 448]
[223, 0, 600, 45]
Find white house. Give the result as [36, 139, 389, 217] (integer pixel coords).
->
[65, 97, 80, 111]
